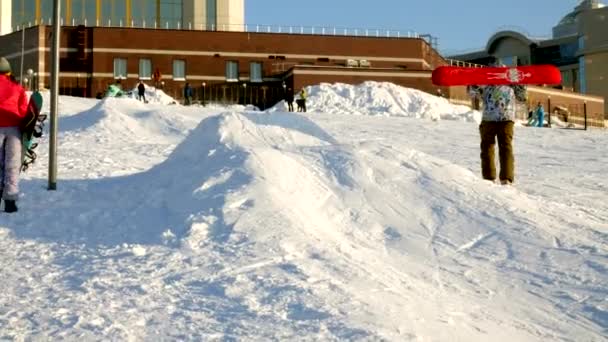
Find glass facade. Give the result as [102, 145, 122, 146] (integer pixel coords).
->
[206, 0, 216, 29]
[579, 56, 586, 93]
[12, 0, 183, 28]
[160, 0, 182, 29]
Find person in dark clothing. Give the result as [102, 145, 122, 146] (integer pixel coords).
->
[184, 83, 193, 106]
[286, 88, 294, 112]
[137, 81, 146, 103]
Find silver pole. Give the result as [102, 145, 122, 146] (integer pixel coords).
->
[20, 26, 25, 86]
[49, 0, 61, 190]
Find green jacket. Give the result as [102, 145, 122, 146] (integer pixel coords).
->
[105, 84, 123, 98]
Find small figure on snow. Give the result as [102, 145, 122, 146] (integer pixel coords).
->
[137, 80, 147, 103]
[184, 83, 193, 106]
[285, 87, 294, 112]
[534, 102, 545, 128]
[296, 88, 307, 112]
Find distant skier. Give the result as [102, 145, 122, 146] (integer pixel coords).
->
[468, 56, 527, 185]
[0, 57, 28, 212]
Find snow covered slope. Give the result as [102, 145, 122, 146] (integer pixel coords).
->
[1, 84, 606, 341]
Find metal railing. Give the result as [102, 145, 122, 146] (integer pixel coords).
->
[14, 19, 421, 40]
[445, 59, 485, 68]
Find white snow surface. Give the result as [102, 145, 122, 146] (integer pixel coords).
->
[1, 82, 607, 341]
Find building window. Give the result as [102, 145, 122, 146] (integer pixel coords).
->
[113, 58, 127, 79]
[173, 60, 186, 81]
[499, 56, 517, 67]
[206, 0, 217, 30]
[226, 61, 239, 82]
[139, 59, 152, 80]
[250, 62, 263, 83]
[160, 0, 183, 29]
[578, 56, 586, 94]
[578, 35, 585, 50]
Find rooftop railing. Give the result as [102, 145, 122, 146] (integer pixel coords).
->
[14, 19, 422, 40]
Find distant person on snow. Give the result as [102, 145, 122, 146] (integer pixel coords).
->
[534, 102, 545, 128]
[285, 87, 294, 112]
[468, 56, 527, 185]
[0, 57, 28, 213]
[184, 83, 193, 106]
[137, 80, 146, 103]
[297, 88, 307, 112]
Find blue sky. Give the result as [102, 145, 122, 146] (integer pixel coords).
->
[246, 0, 581, 54]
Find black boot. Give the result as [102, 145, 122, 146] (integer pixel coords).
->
[4, 200, 18, 213]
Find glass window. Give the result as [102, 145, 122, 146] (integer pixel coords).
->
[206, 0, 217, 30]
[578, 56, 586, 94]
[83, 0, 97, 26]
[113, 58, 127, 79]
[132, 0, 158, 27]
[499, 56, 517, 67]
[250, 62, 263, 83]
[173, 60, 185, 80]
[13, 0, 37, 25]
[160, 0, 183, 29]
[578, 35, 585, 50]
[39, 0, 53, 24]
[139, 59, 152, 79]
[101, 0, 127, 26]
[226, 61, 239, 82]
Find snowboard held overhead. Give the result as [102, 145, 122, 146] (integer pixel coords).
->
[432, 65, 562, 86]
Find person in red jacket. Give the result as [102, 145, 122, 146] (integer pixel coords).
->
[0, 57, 28, 212]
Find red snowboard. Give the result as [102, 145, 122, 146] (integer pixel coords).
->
[432, 65, 562, 86]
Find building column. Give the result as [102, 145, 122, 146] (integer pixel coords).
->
[35, 0, 40, 23]
[126, 0, 131, 26]
[66, 0, 72, 25]
[0, 0, 12, 34]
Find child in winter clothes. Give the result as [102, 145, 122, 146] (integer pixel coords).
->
[468, 56, 527, 185]
[534, 102, 545, 127]
[0, 57, 28, 212]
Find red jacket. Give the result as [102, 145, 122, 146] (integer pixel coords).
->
[0, 75, 28, 127]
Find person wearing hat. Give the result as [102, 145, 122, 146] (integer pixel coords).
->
[0, 57, 28, 212]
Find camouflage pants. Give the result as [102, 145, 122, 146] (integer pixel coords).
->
[0, 127, 22, 201]
[479, 121, 514, 183]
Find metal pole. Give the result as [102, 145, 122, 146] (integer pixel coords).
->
[547, 96, 551, 128]
[20, 26, 25, 86]
[49, 0, 61, 190]
[584, 101, 587, 130]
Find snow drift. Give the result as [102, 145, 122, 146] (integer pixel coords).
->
[0, 82, 606, 341]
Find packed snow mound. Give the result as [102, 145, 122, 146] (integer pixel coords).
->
[129, 83, 178, 105]
[59, 97, 203, 142]
[272, 81, 480, 122]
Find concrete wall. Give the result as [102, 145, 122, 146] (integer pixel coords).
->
[216, 0, 244, 31]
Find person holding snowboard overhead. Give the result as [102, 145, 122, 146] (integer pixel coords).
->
[0, 57, 28, 212]
[468, 56, 527, 185]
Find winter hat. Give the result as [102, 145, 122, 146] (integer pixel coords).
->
[0, 57, 11, 74]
